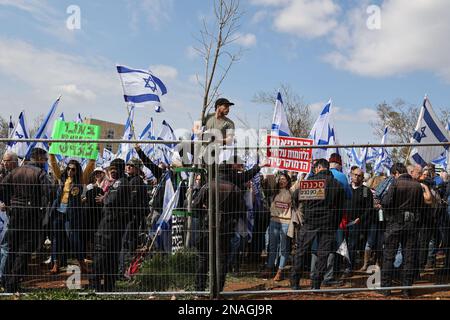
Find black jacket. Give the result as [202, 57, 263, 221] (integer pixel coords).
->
[128, 174, 149, 220]
[293, 169, 345, 229]
[0, 162, 55, 208]
[349, 185, 374, 225]
[381, 174, 425, 223]
[136, 147, 168, 212]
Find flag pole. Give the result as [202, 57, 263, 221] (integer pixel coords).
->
[404, 145, 412, 166]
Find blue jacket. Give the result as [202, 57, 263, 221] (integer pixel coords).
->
[330, 168, 352, 200]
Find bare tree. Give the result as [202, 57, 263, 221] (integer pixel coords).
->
[194, 0, 243, 125]
[0, 116, 9, 155]
[253, 84, 313, 138]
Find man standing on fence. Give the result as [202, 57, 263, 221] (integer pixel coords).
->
[193, 98, 236, 165]
[379, 163, 425, 297]
[290, 158, 345, 290]
[0, 148, 54, 292]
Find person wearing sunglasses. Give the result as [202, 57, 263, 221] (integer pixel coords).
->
[48, 153, 95, 275]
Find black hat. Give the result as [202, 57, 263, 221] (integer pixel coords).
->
[215, 98, 234, 109]
[126, 158, 143, 170]
[30, 147, 48, 159]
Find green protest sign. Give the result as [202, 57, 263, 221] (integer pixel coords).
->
[49, 120, 100, 160]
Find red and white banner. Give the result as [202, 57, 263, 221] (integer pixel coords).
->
[267, 135, 313, 173]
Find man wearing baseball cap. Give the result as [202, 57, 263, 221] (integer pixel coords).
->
[204, 97, 236, 145]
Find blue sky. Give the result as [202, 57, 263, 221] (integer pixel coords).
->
[1, 0, 449, 144]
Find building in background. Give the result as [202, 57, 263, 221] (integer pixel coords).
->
[84, 118, 125, 154]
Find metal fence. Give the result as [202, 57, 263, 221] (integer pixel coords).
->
[0, 138, 449, 299]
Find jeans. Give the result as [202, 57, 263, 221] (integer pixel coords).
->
[229, 233, 248, 271]
[267, 220, 290, 270]
[51, 213, 70, 265]
[0, 241, 8, 283]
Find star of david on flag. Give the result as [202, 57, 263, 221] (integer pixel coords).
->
[410, 96, 450, 166]
[117, 65, 168, 113]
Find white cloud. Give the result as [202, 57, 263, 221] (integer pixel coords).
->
[127, 0, 173, 31]
[186, 45, 198, 60]
[150, 65, 178, 80]
[0, 37, 204, 135]
[251, 0, 450, 82]
[325, 0, 450, 81]
[251, 10, 268, 24]
[334, 107, 377, 123]
[251, 0, 341, 39]
[57, 84, 96, 101]
[0, 38, 117, 94]
[234, 33, 257, 47]
[0, 0, 78, 43]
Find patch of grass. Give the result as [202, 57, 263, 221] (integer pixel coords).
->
[135, 248, 198, 292]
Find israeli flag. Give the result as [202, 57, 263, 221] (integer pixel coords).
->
[7, 111, 30, 158]
[410, 97, 450, 167]
[116, 106, 135, 163]
[25, 96, 60, 158]
[374, 127, 392, 174]
[431, 152, 447, 168]
[8, 115, 14, 138]
[271, 91, 291, 137]
[102, 148, 115, 168]
[139, 117, 155, 156]
[157, 175, 180, 226]
[309, 99, 339, 159]
[155, 176, 181, 253]
[155, 120, 176, 165]
[117, 65, 167, 113]
[366, 147, 379, 164]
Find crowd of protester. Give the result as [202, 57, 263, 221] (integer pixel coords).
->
[0, 144, 449, 297]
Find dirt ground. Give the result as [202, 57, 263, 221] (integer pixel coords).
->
[17, 262, 450, 300]
[222, 267, 450, 300]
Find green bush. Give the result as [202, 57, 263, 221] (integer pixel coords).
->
[135, 248, 198, 292]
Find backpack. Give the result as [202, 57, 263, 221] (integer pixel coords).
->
[375, 176, 394, 202]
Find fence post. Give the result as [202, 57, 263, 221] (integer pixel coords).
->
[208, 152, 218, 299]
[214, 144, 221, 298]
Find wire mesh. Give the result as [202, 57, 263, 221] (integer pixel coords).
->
[0, 141, 449, 299]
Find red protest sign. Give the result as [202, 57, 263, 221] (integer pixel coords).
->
[267, 135, 313, 173]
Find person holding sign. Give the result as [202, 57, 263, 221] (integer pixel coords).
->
[48, 154, 95, 274]
[262, 172, 293, 282]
